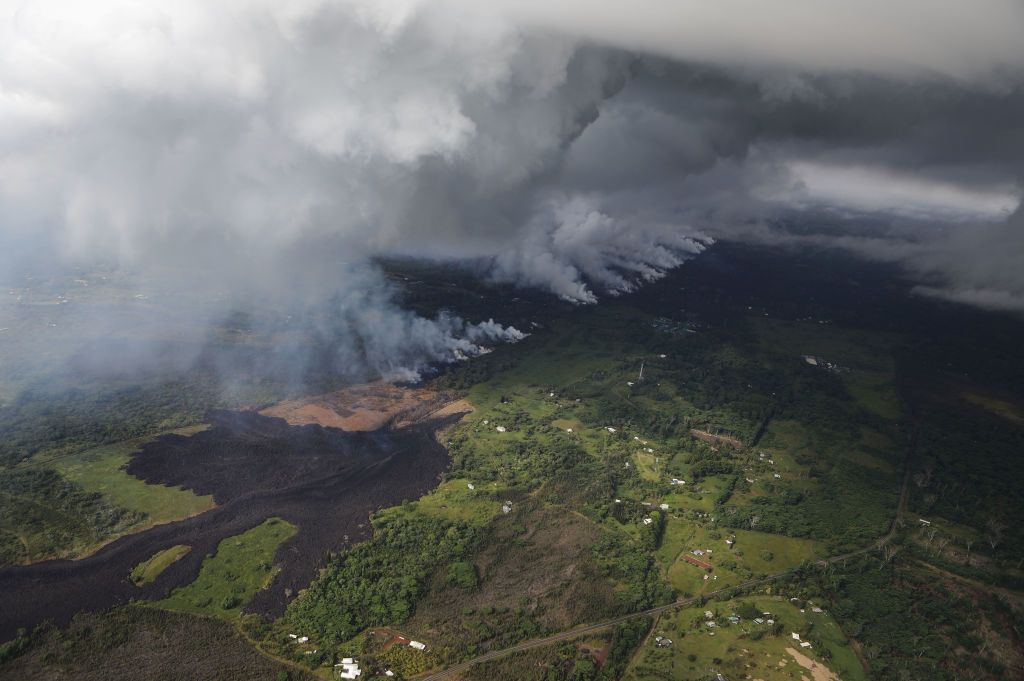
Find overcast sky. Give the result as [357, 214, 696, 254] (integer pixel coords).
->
[1, 0, 1022, 315]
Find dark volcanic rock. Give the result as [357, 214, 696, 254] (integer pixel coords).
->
[0, 410, 459, 640]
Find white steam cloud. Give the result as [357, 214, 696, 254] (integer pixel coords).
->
[1, 0, 1023, 345]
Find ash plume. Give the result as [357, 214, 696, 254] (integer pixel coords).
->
[0, 0, 1023, 373]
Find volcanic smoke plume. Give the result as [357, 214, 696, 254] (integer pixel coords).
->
[1, 0, 1022, 377]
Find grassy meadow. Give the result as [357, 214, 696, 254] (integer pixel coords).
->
[153, 518, 296, 620]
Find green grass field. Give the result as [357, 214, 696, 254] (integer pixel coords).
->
[51, 426, 215, 531]
[659, 519, 821, 597]
[152, 518, 296, 620]
[381, 478, 502, 526]
[130, 544, 192, 585]
[625, 596, 867, 681]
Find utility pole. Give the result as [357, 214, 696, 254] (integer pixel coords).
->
[638, 361, 645, 383]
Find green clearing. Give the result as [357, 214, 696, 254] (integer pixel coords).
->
[632, 451, 661, 482]
[51, 425, 215, 527]
[0, 468, 144, 564]
[382, 478, 501, 526]
[152, 517, 296, 620]
[751, 317, 902, 421]
[660, 520, 820, 598]
[625, 596, 867, 681]
[130, 544, 192, 585]
[845, 370, 902, 420]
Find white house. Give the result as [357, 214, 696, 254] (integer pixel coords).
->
[409, 640, 427, 651]
[335, 658, 361, 679]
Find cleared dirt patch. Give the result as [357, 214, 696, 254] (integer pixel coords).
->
[961, 391, 1024, 425]
[260, 382, 448, 431]
[690, 429, 743, 449]
[785, 647, 840, 681]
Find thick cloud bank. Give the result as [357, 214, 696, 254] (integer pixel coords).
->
[1, 0, 1023, 322]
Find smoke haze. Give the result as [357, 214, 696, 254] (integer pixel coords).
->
[1, 0, 1023, 383]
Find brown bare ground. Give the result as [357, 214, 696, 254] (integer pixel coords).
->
[689, 429, 744, 449]
[260, 381, 448, 432]
[406, 502, 619, 651]
[785, 647, 840, 681]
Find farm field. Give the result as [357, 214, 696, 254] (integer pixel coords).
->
[624, 596, 867, 681]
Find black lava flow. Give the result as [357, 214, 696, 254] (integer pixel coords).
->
[0, 410, 458, 640]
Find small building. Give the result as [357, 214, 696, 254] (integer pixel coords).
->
[606, 427, 617, 433]
[659, 503, 669, 511]
[297, 636, 309, 643]
[335, 658, 361, 679]
[502, 501, 513, 514]
[791, 632, 801, 641]
[643, 517, 653, 525]
[495, 426, 506, 433]
[467, 483, 475, 490]
[704, 610, 714, 619]
[800, 641, 812, 648]
[409, 640, 427, 651]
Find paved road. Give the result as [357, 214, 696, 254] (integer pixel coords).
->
[421, 429, 915, 680]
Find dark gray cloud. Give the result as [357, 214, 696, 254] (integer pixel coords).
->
[1, 0, 1022, 336]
